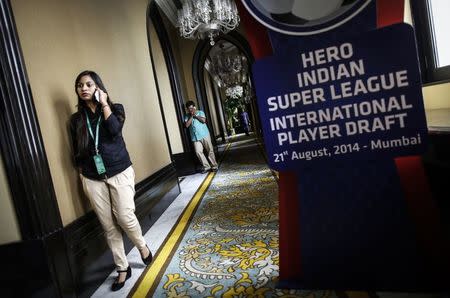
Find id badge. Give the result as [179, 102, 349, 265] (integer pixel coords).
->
[93, 154, 106, 175]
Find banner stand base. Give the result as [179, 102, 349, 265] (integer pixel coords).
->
[276, 279, 304, 290]
[276, 278, 450, 293]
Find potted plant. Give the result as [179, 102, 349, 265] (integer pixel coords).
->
[224, 85, 244, 135]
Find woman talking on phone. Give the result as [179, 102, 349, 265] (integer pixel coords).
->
[70, 70, 152, 291]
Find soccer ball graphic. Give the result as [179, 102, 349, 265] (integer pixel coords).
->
[252, 0, 359, 25]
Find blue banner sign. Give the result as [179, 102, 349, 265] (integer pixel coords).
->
[252, 24, 427, 171]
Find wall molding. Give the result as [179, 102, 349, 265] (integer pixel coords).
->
[135, 163, 180, 218]
[173, 151, 198, 176]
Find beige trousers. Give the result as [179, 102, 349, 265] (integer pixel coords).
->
[193, 135, 218, 170]
[80, 166, 146, 271]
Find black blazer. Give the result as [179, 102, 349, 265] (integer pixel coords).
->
[70, 103, 132, 180]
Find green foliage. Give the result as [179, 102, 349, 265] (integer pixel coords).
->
[224, 96, 243, 131]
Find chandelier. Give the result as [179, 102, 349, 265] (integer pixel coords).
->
[177, 0, 240, 46]
[211, 44, 247, 87]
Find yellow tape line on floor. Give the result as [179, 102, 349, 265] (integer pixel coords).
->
[132, 141, 232, 298]
[345, 291, 371, 298]
[132, 173, 214, 297]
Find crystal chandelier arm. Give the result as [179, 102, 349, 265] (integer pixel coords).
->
[178, 0, 240, 43]
[179, 22, 202, 37]
[178, 2, 202, 38]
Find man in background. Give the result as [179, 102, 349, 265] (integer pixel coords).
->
[239, 108, 251, 136]
[184, 100, 218, 173]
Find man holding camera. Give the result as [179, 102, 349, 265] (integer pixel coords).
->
[184, 100, 218, 173]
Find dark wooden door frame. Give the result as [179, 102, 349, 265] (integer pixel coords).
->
[148, 1, 190, 153]
[0, 0, 75, 296]
[192, 31, 257, 143]
[147, 1, 199, 175]
[208, 72, 226, 142]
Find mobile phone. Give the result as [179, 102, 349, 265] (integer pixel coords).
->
[94, 90, 100, 102]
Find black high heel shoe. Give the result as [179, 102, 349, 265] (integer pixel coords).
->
[141, 245, 153, 265]
[111, 266, 131, 291]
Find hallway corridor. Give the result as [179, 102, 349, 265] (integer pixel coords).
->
[133, 135, 283, 297]
[1, 1, 450, 297]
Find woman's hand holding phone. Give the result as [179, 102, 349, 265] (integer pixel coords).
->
[94, 90, 100, 102]
[96, 88, 112, 119]
[95, 88, 108, 106]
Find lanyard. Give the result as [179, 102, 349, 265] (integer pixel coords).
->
[85, 111, 102, 154]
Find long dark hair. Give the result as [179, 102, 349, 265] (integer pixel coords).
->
[72, 70, 114, 159]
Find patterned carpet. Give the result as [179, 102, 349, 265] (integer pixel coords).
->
[136, 136, 336, 298]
